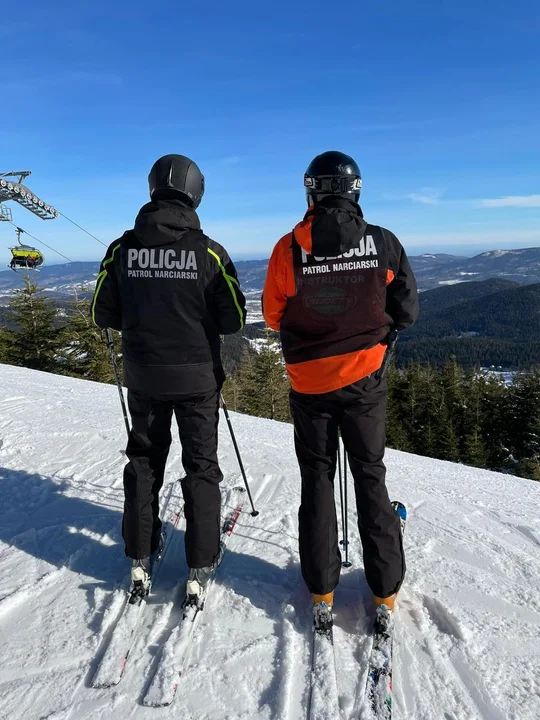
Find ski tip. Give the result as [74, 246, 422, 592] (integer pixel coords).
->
[142, 699, 173, 708]
[91, 677, 120, 690]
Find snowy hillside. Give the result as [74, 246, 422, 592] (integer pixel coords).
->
[0, 365, 539, 720]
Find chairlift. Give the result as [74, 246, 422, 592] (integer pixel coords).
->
[8, 227, 44, 273]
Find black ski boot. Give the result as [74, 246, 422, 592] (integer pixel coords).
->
[129, 558, 151, 604]
[184, 544, 224, 610]
[313, 601, 334, 637]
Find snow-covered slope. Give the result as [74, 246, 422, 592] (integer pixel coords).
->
[0, 365, 539, 720]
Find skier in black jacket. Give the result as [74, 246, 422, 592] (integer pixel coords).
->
[263, 151, 418, 626]
[92, 154, 246, 600]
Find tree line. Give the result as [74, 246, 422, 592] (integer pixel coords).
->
[0, 278, 116, 383]
[397, 336, 540, 369]
[1, 279, 538, 482]
[222, 333, 540, 483]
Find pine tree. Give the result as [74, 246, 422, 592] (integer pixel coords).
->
[461, 370, 488, 467]
[386, 362, 414, 452]
[518, 453, 540, 482]
[440, 357, 465, 447]
[413, 364, 440, 458]
[221, 372, 241, 412]
[524, 406, 540, 481]
[5, 277, 64, 373]
[477, 372, 509, 469]
[222, 346, 256, 412]
[0, 326, 11, 363]
[509, 369, 540, 481]
[249, 329, 290, 421]
[63, 297, 116, 382]
[435, 401, 461, 462]
[225, 330, 290, 422]
[399, 361, 424, 453]
[232, 345, 259, 414]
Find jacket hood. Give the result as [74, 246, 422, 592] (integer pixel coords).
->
[293, 196, 367, 257]
[133, 199, 201, 247]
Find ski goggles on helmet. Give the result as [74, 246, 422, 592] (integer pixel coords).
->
[304, 175, 362, 194]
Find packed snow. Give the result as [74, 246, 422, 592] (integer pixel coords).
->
[0, 364, 539, 720]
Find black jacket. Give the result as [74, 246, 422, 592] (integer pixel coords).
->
[263, 197, 419, 393]
[91, 199, 246, 395]
[298, 196, 419, 333]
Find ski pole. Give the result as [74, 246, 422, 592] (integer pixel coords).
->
[337, 434, 351, 567]
[375, 328, 398, 380]
[105, 328, 130, 438]
[341, 439, 352, 568]
[337, 436, 347, 556]
[220, 393, 259, 517]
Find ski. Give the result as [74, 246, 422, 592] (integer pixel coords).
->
[91, 478, 184, 689]
[363, 501, 407, 719]
[142, 486, 246, 707]
[307, 602, 341, 720]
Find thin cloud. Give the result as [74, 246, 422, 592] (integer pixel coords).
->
[478, 195, 540, 208]
[407, 189, 443, 205]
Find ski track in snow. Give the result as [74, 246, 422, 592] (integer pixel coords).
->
[0, 363, 540, 719]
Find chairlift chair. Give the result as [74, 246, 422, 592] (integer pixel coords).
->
[8, 228, 44, 273]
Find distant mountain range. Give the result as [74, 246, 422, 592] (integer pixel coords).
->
[0, 261, 99, 301]
[1, 249, 538, 368]
[202, 247, 540, 293]
[2, 247, 540, 301]
[397, 278, 540, 368]
[405, 278, 539, 341]
[411, 248, 540, 290]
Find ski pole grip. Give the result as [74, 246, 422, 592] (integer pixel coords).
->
[375, 329, 398, 380]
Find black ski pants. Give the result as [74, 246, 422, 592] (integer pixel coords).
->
[290, 374, 404, 599]
[123, 388, 223, 568]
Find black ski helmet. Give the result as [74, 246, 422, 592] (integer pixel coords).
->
[148, 154, 205, 209]
[304, 151, 362, 205]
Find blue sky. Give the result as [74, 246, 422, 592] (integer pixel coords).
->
[1, 0, 539, 263]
